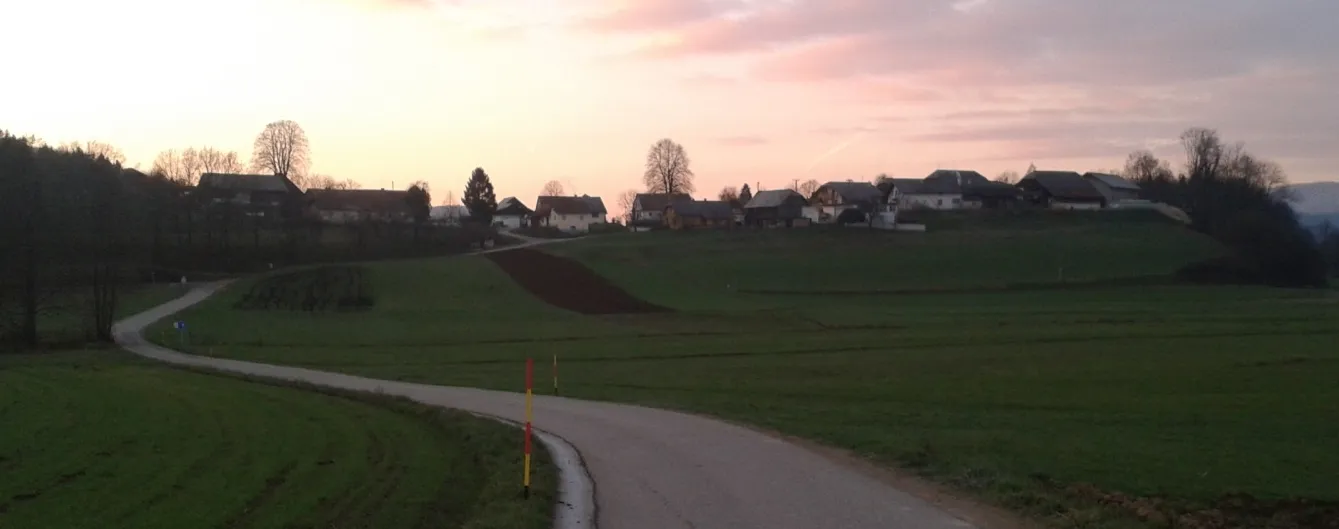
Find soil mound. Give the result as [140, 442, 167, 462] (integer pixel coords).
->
[484, 248, 668, 315]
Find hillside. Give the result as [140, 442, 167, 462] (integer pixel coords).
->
[545, 210, 1226, 310]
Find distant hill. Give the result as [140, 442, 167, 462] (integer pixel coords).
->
[1289, 181, 1339, 214]
[1289, 182, 1339, 238]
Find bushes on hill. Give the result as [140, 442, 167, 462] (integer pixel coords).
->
[234, 265, 373, 312]
[1125, 128, 1328, 287]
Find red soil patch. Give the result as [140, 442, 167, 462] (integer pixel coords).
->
[484, 248, 669, 315]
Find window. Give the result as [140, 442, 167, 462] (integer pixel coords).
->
[952, 198, 962, 205]
[936, 199, 943, 207]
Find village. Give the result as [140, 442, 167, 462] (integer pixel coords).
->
[185, 167, 1163, 235]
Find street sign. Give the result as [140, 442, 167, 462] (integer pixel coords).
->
[174, 321, 186, 330]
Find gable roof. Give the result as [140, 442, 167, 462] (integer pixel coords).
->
[1083, 172, 1141, 191]
[1022, 171, 1105, 200]
[817, 181, 883, 203]
[634, 193, 691, 211]
[199, 173, 300, 193]
[536, 195, 607, 215]
[306, 189, 412, 213]
[886, 178, 928, 194]
[744, 189, 806, 209]
[496, 197, 532, 215]
[669, 199, 734, 220]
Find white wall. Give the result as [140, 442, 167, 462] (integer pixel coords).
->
[549, 212, 607, 233]
[494, 215, 525, 229]
[901, 194, 962, 210]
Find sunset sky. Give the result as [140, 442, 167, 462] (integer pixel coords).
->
[5, 0, 1336, 212]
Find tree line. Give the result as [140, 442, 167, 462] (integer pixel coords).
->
[0, 124, 490, 351]
[1121, 128, 1329, 287]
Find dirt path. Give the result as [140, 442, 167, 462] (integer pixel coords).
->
[484, 248, 668, 315]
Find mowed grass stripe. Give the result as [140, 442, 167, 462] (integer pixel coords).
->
[0, 351, 554, 529]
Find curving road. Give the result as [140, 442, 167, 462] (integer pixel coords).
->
[113, 247, 983, 529]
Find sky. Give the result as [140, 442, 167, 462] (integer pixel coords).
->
[4, 0, 1337, 214]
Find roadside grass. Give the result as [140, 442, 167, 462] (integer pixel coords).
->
[0, 350, 554, 529]
[2, 284, 555, 529]
[150, 226, 1339, 528]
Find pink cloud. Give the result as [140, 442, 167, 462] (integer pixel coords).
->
[580, 0, 730, 32]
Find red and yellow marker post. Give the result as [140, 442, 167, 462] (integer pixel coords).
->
[523, 358, 534, 498]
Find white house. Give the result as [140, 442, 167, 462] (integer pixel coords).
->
[534, 195, 608, 233]
[886, 178, 961, 210]
[493, 197, 532, 229]
[808, 181, 885, 222]
[629, 193, 689, 231]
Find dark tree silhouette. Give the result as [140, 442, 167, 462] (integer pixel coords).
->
[643, 139, 695, 194]
[251, 120, 310, 187]
[463, 168, 498, 224]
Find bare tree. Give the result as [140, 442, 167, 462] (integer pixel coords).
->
[196, 147, 245, 173]
[718, 186, 739, 202]
[251, 120, 310, 186]
[541, 180, 565, 196]
[1123, 150, 1175, 183]
[995, 171, 1020, 184]
[152, 149, 190, 185]
[1026, 162, 1037, 175]
[179, 148, 203, 185]
[59, 140, 125, 165]
[309, 174, 360, 190]
[643, 139, 695, 194]
[617, 189, 638, 223]
[799, 179, 821, 197]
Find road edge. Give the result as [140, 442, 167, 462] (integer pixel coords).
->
[111, 281, 597, 529]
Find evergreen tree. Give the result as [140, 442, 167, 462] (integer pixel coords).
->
[463, 167, 497, 224]
[739, 183, 753, 204]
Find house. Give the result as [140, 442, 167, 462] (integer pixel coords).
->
[744, 189, 808, 227]
[665, 199, 734, 230]
[197, 172, 303, 217]
[306, 189, 413, 223]
[924, 169, 1019, 209]
[1083, 172, 1142, 204]
[630, 193, 690, 231]
[430, 205, 469, 225]
[1018, 171, 1107, 209]
[494, 197, 532, 229]
[808, 181, 885, 222]
[533, 195, 608, 233]
[882, 178, 958, 210]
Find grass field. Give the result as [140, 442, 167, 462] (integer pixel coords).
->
[1, 286, 554, 529]
[150, 217, 1339, 528]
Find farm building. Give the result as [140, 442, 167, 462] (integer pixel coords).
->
[630, 193, 690, 231]
[494, 197, 532, 229]
[1083, 172, 1142, 204]
[306, 188, 413, 223]
[924, 170, 1020, 209]
[665, 199, 735, 230]
[533, 195, 608, 233]
[808, 181, 885, 223]
[744, 189, 809, 227]
[197, 172, 303, 217]
[430, 205, 468, 225]
[882, 178, 959, 210]
[1018, 171, 1106, 209]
